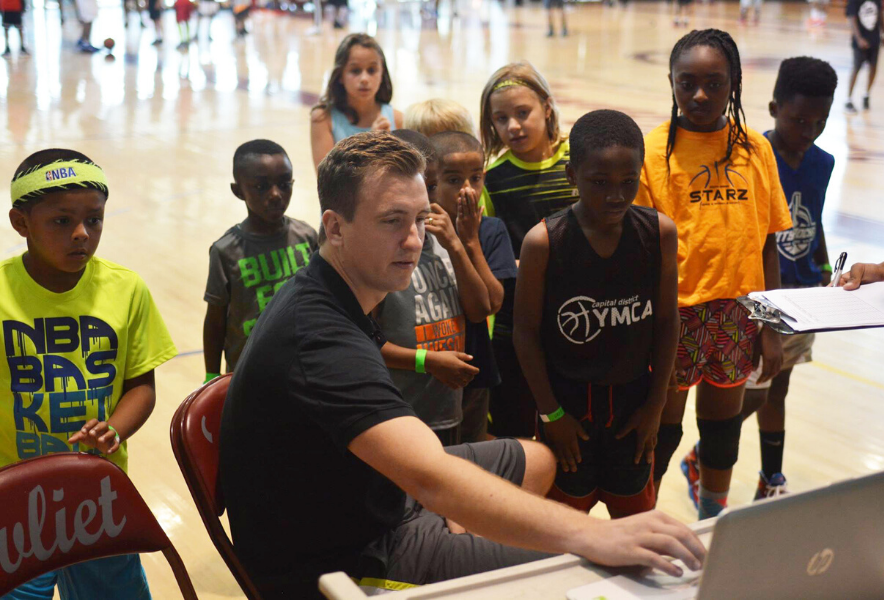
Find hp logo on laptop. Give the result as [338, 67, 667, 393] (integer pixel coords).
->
[806, 548, 835, 576]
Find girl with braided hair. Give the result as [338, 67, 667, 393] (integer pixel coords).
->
[635, 29, 793, 520]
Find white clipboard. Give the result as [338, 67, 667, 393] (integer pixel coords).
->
[738, 282, 884, 334]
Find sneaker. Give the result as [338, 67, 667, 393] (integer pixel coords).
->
[680, 443, 700, 510]
[77, 40, 101, 53]
[151, 38, 163, 46]
[2, 48, 10, 57]
[20, 47, 29, 56]
[863, 95, 870, 110]
[845, 100, 858, 113]
[754, 472, 789, 500]
[561, 27, 568, 37]
[333, 20, 344, 29]
[547, 26, 554, 37]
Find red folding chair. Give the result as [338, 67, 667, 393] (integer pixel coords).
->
[0, 452, 197, 598]
[170, 374, 262, 599]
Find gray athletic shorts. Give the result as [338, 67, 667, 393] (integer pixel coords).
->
[356, 439, 555, 590]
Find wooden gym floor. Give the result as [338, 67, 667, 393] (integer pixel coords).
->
[1, 0, 883, 596]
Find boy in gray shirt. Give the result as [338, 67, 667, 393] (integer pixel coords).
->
[203, 140, 318, 379]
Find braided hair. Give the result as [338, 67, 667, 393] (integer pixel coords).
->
[665, 29, 752, 166]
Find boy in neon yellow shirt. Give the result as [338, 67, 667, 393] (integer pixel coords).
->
[1, 148, 177, 599]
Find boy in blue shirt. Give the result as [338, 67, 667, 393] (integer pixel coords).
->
[741, 57, 838, 499]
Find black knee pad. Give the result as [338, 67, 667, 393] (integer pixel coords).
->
[697, 415, 742, 470]
[653, 423, 683, 481]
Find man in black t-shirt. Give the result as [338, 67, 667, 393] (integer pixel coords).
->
[219, 132, 706, 599]
[846, 0, 884, 111]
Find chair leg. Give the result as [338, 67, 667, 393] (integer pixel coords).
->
[163, 546, 199, 600]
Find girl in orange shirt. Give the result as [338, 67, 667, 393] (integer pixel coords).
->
[636, 29, 792, 520]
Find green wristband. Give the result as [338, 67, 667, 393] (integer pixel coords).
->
[540, 406, 566, 423]
[820, 263, 833, 273]
[107, 425, 121, 444]
[415, 349, 428, 374]
[205, 372, 221, 384]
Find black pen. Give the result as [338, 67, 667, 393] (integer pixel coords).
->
[831, 252, 848, 287]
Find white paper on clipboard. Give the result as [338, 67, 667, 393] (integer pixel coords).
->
[747, 282, 884, 332]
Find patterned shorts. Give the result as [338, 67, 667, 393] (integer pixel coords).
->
[675, 299, 758, 390]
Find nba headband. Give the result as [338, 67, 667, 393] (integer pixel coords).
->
[493, 79, 528, 92]
[11, 160, 109, 206]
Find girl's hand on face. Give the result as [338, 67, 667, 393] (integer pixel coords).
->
[371, 115, 391, 131]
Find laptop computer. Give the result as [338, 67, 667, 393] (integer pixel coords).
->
[567, 470, 884, 600]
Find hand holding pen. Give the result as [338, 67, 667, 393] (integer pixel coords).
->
[830, 252, 847, 288]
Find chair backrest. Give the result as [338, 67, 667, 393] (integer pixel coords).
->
[170, 374, 261, 599]
[0, 453, 197, 599]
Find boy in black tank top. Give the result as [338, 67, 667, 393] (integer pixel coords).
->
[514, 111, 680, 517]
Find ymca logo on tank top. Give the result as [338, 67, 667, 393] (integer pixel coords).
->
[541, 206, 660, 385]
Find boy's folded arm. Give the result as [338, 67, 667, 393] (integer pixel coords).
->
[203, 303, 227, 375]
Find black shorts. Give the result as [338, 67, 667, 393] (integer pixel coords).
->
[853, 40, 880, 70]
[326, 0, 347, 8]
[355, 439, 554, 590]
[147, 0, 162, 21]
[543, 0, 564, 9]
[2, 10, 22, 26]
[538, 371, 655, 515]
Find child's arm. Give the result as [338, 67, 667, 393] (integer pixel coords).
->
[310, 108, 335, 172]
[426, 203, 492, 322]
[851, 15, 871, 48]
[841, 261, 884, 289]
[380, 342, 479, 390]
[757, 233, 784, 383]
[513, 223, 588, 474]
[203, 303, 227, 378]
[616, 215, 679, 465]
[814, 227, 832, 286]
[68, 371, 157, 454]
[458, 188, 505, 313]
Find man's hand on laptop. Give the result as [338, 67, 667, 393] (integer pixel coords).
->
[577, 510, 706, 577]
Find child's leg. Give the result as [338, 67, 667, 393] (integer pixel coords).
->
[3, 26, 9, 53]
[848, 48, 864, 103]
[695, 381, 744, 519]
[756, 367, 791, 474]
[560, 6, 568, 35]
[56, 555, 151, 600]
[865, 49, 878, 100]
[15, 24, 25, 52]
[653, 388, 689, 494]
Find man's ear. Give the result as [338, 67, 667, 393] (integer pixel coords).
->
[322, 210, 345, 247]
[9, 208, 29, 239]
[231, 182, 245, 201]
[769, 100, 778, 119]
